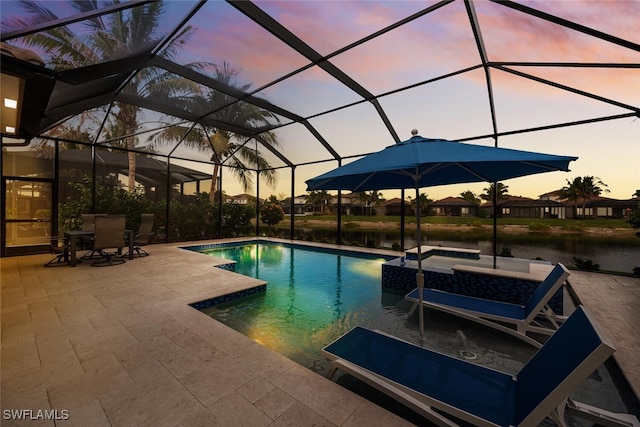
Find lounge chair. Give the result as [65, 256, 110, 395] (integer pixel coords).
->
[404, 263, 570, 348]
[323, 306, 637, 427]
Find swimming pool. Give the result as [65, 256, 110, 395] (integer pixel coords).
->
[187, 241, 639, 425]
[188, 241, 538, 373]
[192, 242, 409, 370]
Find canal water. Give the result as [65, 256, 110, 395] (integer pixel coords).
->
[271, 228, 640, 275]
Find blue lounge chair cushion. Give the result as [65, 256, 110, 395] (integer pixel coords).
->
[514, 306, 606, 424]
[406, 287, 526, 320]
[324, 306, 616, 427]
[324, 326, 517, 426]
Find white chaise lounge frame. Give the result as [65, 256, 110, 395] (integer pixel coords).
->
[404, 263, 571, 348]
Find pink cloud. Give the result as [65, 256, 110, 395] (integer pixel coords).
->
[178, 1, 637, 112]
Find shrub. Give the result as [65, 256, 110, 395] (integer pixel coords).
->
[220, 203, 255, 237]
[499, 247, 514, 257]
[562, 222, 585, 232]
[260, 203, 285, 230]
[573, 257, 600, 271]
[528, 222, 550, 232]
[59, 176, 159, 233]
[633, 267, 640, 277]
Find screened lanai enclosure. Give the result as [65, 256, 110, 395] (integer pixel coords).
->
[1, 0, 638, 256]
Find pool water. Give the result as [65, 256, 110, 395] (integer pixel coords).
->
[198, 243, 409, 370]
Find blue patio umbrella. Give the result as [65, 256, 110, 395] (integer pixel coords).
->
[306, 132, 578, 336]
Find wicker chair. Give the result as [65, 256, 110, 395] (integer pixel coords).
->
[124, 213, 154, 257]
[91, 215, 127, 267]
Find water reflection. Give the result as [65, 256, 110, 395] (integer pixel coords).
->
[271, 229, 639, 274]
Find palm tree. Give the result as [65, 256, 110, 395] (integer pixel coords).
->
[409, 193, 431, 216]
[151, 63, 280, 201]
[559, 177, 583, 218]
[7, 1, 197, 192]
[307, 190, 333, 214]
[560, 176, 609, 219]
[353, 192, 368, 215]
[480, 183, 509, 203]
[367, 190, 385, 215]
[459, 190, 480, 204]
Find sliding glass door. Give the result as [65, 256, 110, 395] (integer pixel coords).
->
[1, 137, 56, 256]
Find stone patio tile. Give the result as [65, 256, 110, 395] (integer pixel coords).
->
[271, 364, 364, 426]
[47, 360, 134, 409]
[176, 391, 272, 427]
[231, 339, 298, 382]
[53, 399, 110, 427]
[236, 376, 276, 404]
[69, 323, 140, 363]
[1, 372, 51, 414]
[1, 333, 41, 376]
[342, 400, 416, 427]
[99, 371, 203, 426]
[157, 342, 229, 380]
[269, 401, 337, 427]
[253, 386, 297, 420]
[178, 361, 257, 407]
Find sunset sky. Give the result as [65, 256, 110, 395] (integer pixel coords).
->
[1, 0, 638, 201]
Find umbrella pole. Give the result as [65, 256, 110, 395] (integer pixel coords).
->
[416, 185, 424, 338]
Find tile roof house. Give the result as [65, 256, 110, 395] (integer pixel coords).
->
[567, 196, 638, 219]
[429, 197, 479, 217]
[480, 196, 567, 219]
[382, 198, 413, 216]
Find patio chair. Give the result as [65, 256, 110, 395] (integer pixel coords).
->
[322, 306, 637, 427]
[404, 263, 570, 348]
[44, 235, 73, 267]
[91, 215, 126, 267]
[80, 213, 106, 260]
[124, 213, 154, 257]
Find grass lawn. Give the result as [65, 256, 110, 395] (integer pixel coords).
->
[293, 215, 632, 229]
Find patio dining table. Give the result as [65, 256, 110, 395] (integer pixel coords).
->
[64, 229, 134, 267]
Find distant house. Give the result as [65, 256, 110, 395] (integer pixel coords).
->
[228, 193, 260, 206]
[282, 194, 312, 215]
[333, 192, 367, 215]
[429, 197, 478, 217]
[481, 196, 566, 219]
[382, 198, 413, 216]
[570, 196, 638, 219]
[540, 191, 638, 219]
[538, 190, 565, 202]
